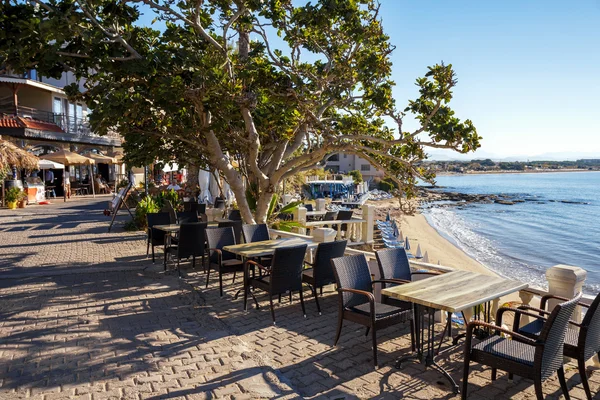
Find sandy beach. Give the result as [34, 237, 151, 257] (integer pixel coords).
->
[369, 199, 495, 276]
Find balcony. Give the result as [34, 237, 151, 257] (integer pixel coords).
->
[0, 104, 121, 146]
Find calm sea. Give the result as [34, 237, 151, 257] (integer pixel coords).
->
[422, 171, 600, 294]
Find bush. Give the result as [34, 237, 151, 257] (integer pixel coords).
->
[5, 187, 22, 203]
[134, 196, 160, 230]
[378, 177, 397, 192]
[348, 170, 363, 184]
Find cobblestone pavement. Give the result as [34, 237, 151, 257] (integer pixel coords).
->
[1, 198, 599, 399]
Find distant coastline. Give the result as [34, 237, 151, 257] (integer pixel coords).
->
[436, 168, 596, 176]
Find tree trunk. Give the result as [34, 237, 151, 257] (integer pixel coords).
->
[255, 188, 274, 224]
[187, 164, 199, 197]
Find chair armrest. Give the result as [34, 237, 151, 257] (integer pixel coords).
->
[372, 279, 410, 289]
[245, 259, 270, 273]
[518, 305, 582, 328]
[541, 294, 590, 310]
[304, 261, 314, 267]
[466, 320, 538, 348]
[207, 247, 222, 264]
[496, 306, 548, 326]
[339, 288, 375, 303]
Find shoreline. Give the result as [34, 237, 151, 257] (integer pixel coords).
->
[436, 168, 597, 176]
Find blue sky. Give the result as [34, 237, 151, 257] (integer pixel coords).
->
[378, 1, 600, 158]
[138, 1, 600, 159]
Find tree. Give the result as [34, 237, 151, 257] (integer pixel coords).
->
[348, 170, 363, 185]
[0, 0, 480, 223]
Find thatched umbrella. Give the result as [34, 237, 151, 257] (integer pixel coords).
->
[0, 139, 39, 171]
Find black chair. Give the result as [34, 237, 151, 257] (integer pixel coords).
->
[205, 227, 245, 297]
[227, 209, 242, 221]
[218, 220, 243, 245]
[303, 204, 314, 212]
[164, 222, 207, 275]
[146, 212, 171, 263]
[509, 292, 600, 400]
[331, 254, 415, 367]
[162, 200, 177, 224]
[333, 210, 354, 234]
[320, 211, 338, 230]
[183, 201, 198, 213]
[302, 240, 347, 314]
[241, 224, 270, 244]
[198, 203, 207, 214]
[176, 211, 199, 224]
[462, 293, 582, 400]
[244, 244, 308, 324]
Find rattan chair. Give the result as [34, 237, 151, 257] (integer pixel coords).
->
[332, 210, 353, 233]
[218, 220, 243, 245]
[331, 254, 415, 367]
[462, 293, 582, 400]
[176, 211, 199, 224]
[241, 224, 270, 243]
[321, 211, 338, 229]
[146, 212, 171, 263]
[302, 240, 347, 314]
[303, 204, 314, 212]
[164, 222, 207, 275]
[508, 292, 600, 400]
[243, 244, 308, 324]
[205, 227, 244, 296]
[183, 200, 198, 213]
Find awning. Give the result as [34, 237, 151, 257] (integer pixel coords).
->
[38, 159, 65, 169]
[87, 153, 118, 164]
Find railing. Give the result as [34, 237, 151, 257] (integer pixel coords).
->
[0, 104, 56, 123]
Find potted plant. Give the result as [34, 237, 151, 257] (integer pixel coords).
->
[17, 190, 27, 208]
[5, 187, 21, 210]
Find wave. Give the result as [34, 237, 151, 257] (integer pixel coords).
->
[424, 207, 550, 290]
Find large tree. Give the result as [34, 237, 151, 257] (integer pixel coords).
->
[0, 0, 480, 223]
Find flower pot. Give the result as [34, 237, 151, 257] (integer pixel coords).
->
[7, 201, 17, 210]
[18, 200, 27, 208]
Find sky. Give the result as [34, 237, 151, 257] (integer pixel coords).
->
[376, 1, 600, 159]
[137, 1, 600, 160]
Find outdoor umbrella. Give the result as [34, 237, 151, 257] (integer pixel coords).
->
[40, 150, 96, 198]
[198, 169, 211, 203]
[86, 153, 118, 164]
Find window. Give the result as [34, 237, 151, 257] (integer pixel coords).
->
[361, 164, 371, 172]
[327, 154, 339, 162]
[343, 154, 347, 158]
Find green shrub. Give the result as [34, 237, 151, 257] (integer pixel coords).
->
[5, 187, 22, 203]
[134, 196, 160, 230]
[348, 170, 363, 184]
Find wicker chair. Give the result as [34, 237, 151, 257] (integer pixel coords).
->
[243, 244, 308, 324]
[508, 292, 600, 400]
[303, 204, 314, 212]
[205, 227, 244, 296]
[331, 254, 415, 367]
[183, 200, 198, 213]
[332, 210, 353, 233]
[146, 212, 171, 263]
[218, 220, 243, 245]
[164, 222, 207, 275]
[462, 293, 582, 400]
[227, 209, 242, 221]
[302, 240, 347, 314]
[176, 211, 199, 224]
[321, 211, 338, 229]
[241, 224, 270, 243]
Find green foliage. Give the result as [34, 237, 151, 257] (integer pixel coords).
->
[348, 170, 363, 184]
[378, 177, 397, 192]
[5, 187, 22, 203]
[134, 196, 160, 230]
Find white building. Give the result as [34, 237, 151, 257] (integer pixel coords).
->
[325, 152, 385, 183]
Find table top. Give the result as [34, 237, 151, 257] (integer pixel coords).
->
[305, 219, 365, 227]
[306, 211, 327, 216]
[223, 237, 318, 258]
[381, 270, 528, 313]
[154, 222, 220, 232]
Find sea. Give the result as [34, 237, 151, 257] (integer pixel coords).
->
[422, 171, 600, 295]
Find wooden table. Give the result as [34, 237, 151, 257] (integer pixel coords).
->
[223, 237, 318, 258]
[382, 270, 528, 393]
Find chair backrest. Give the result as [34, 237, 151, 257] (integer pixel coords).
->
[312, 240, 348, 287]
[242, 224, 270, 243]
[205, 226, 237, 263]
[183, 201, 198, 213]
[536, 293, 582, 380]
[323, 211, 338, 221]
[162, 200, 177, 224]
[217, 220, 242, 246]
[336, 210, 353, 221]
[227, 209, 242, 221]
[177, 222, 207, 258]
[303, 204, 314, 212]
[214, 197, 225, 209]
[375, 247, 412, 283]
[146, 212, 172, 241]
[198, 203, 207, 214]
[177, 211, 199, 224]
[331, 254, 373, 309]
[580, 292, 600, 360]
[269, 244, 308, 294]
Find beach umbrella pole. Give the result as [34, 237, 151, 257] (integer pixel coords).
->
[89, 165, 95, 198]
[63, 166, 67, 202]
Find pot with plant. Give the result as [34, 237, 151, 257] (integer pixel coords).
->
[17, 190, 27, 208]
[5, 187, 21, 210]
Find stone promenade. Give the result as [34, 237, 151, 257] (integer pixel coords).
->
[0, 197, 598, 399]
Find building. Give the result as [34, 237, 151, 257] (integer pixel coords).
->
[0, 69, 124, 190]
[325, 152, 385, 183]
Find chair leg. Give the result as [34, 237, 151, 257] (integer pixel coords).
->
[219, 271, 224, 297]
[299, 288, 306, 318]
[312, 286, 321, 315]
[491, 368, 497, 381]
[151, 244, 155, 263]
[289, 292, 292, 303]
[278, 294, 282, 303]
[202, 254, 206, 272]
[371, 324, 378, 367]
[461, 356, 470, 400]
[269, 295, 276, 325]
[232, 271, 236, 284]
[205, 266, 211, 288]
[146, 240, 150, 256]
[163, 250, 168, 271]
[409, 318, 416, 353]
[577, 357, 593, 400]
[534, 378, 544, 400]
[243, 282, 248, 311]
[365, 327, 370, 337]
[557, 366, 571, 400]
[192, 256, 195, 270]
[334, 312, 344, 346]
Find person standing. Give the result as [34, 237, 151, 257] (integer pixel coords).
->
[63, 169, 71, 199]
[44, 169, 55, 198]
